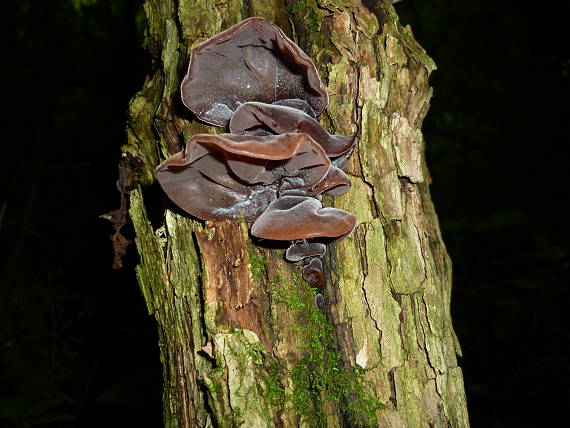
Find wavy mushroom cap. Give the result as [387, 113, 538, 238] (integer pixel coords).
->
[156, 133, 332, 221]
[181, 17, 328, 127]
[285, 240, 327, 262]
[250, 195, 357, 241]
[155, 149, 275, 222]
[230, 102, 356, 160]
[309, 164, 352, 196]
[230, 102, 356, 158]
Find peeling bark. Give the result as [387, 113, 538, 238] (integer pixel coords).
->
[123, 0, 470, 426]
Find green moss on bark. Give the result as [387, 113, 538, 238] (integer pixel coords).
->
[247, 244, 269, 284]
[291, 0, 323, 31]
[269, 271, 385, 427]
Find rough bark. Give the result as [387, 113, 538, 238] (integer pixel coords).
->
[123, 0, 470, 426]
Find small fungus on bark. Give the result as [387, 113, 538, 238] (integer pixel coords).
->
[285, 240, 326, 263]
[157, 17, 360, 290]
[302, 257, 325, 288]
[250, 195, 356, 241]
[286, 240, 327, 288]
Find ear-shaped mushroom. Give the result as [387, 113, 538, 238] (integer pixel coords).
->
[309, 164, 352, 196]
[156, 133, 332, 221]
[302, 257, 325, 288]
[328, 146, 354, 170]
[181, 17, 328, 127]
[229, 102, 356, 162]
[250, 195, 357, 241]
[155, 145, 275, 222]
[285, 240, 326, 262]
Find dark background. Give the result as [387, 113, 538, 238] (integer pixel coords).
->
[0, 0, 568, 427]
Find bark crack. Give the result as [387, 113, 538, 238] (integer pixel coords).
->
[353, 47, 362, 137]
[413, 223, 429, 288]
[219, 340, 235, 417]
[191, 230, 210, 346]
[358, 225, 381, 336]
[388, 367, 398, 409]
[413, 222, 445, 376]
[420, 294, 440, 373]
[381, 225, 393, 285]
[356, 149, 380, 218]
[354, 52, 381, 219]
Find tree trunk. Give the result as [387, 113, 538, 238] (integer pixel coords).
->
[123, 0, 469, 426]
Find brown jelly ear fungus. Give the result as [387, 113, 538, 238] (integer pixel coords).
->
[181, 17, 328, 128]
[229, 102, 357, 167]
[157, 17, 359, 289]
[156, 133, 332, 221]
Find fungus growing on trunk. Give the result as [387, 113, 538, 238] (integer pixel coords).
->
[285, 240, 327, 288]
[302, 257, 325, 288]
[157, 17, 360, 290]
[181, 17, 328, 127]
[285, 240, 327, 262]
[229, 102, 356, 164]
[250, 195, 356, 241]
[156, 133, 336, 221]
[309, 164, 352, 196]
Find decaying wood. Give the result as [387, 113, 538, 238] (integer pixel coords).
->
[123, 0, 470, 426]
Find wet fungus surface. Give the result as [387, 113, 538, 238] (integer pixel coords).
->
[229, 102, 356, 159]
[181, 17, 328, 128]
[157, 17, 358, 288]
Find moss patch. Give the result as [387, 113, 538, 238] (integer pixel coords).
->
[268, 271, 385, 426]
[265, 359, 287, 407]
[247, 244, 269, 284]
[291, 0, 323, 31]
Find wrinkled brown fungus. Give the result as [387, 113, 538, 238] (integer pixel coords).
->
[285, 240, 326, 262]
[250, 195, 357, 241]
[302, 257, 325, 288]
[155, 18, 360, 291]
[229, 102, 356, 160]
[156, 133, 334, 221]
[181, 17, 328, 127]
[309, 164, 352, 196]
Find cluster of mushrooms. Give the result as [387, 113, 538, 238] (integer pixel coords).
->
[156, 17, 357, 287]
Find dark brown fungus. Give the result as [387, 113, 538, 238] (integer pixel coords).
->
[155, 146, 273, 222]
[329, 146, 355, 170]
[314, 293, 326, 310]
[285, 240, 326, 262]
[272, 99, 316, 118]
[278, 177, 308, 197]
[181, 17, 328, 127]
[156, 133, 332, 221]
[250, 195, 357, 241]
[310, 164, 352, 196]
[302, 258, 325, 287]
[162, 18, 359, 289]
[229, 102, 356, 160]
